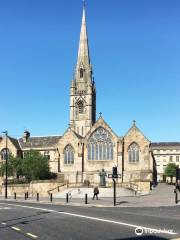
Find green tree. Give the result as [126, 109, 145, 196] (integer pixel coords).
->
[21, 150, 50, 181]
[164, 163, 177, 183]
[0, 154, 16, 177]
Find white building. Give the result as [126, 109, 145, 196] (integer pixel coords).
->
[151, 142, 180, 182]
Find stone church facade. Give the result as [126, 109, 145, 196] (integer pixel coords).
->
[0, 5, 156, 192]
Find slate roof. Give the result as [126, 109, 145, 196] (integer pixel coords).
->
[9, 137, 21, 149]
[18, 136, 61, 149]
[151, 142, 180, 148]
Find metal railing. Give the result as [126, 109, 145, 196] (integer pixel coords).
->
[47, 182, 68, 196]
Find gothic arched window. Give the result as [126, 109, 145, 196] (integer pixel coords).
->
[128, 143, 139, 163]
[78, 101, 84, 114]
[87, 127, 113, 161]
[80, 68, 83, 78]
[64, 145, 74, 164]
[1, 148, 10, 161]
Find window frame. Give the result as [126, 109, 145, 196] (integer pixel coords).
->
[64, 145, 74, 165]
[128, 142, 140, 164]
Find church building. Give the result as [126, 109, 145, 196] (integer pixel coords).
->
[0, 4, 156, 192]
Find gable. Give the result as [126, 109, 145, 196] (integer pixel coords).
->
[124, 124, 150, 145]
[85, 117, 119, 141]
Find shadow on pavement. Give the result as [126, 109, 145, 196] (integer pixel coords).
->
[116, 201, 129, 205]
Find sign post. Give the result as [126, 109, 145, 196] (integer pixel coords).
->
[108, 167, 121, 206]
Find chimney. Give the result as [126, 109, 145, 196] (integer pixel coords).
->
[23, 130, 30, 143]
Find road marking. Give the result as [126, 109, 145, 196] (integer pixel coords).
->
[0, 202, 177, 236]
[0, 207, 12, 210]
[26, 233, 38, 239]
[11, 226, 21, 231]
[1, 222, 6, 225]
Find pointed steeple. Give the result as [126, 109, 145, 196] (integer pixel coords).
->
[70, 2, 96, 136]
[77, 2, 90, 68]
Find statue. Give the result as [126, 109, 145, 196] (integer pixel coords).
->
[99, 169, 107, 187]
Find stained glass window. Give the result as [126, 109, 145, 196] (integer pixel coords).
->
[87, 127, 113, 160]
[128, 143, 139, 163]
[64, 145, 74, 164]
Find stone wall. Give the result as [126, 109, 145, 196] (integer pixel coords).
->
[1, 180, 67, 197]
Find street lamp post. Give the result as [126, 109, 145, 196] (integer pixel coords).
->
[2, 131, 8, 199]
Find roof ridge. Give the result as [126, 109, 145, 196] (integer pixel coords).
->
[19, 135, 61, 139]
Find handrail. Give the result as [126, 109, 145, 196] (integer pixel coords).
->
[124, 182, 141, 195]
[47, 182, 68, 195]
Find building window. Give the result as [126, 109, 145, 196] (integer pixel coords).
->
[169, 156, 173, 162]
[80, 68, 83, 78]
[87, 127, 113, 161]
[44, 151, 50, 160]
[128, 143, 139, 163]
[176, 156, 179, 162]
[1, 148, 10, 161]
[64, 145, 74, 164]
[78, 101, 84, 114]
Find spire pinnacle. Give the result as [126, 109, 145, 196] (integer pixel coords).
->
[77, 1, 90, 68]
[83, 0, 85, 8]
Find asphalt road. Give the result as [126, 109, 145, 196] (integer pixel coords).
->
[0, 200, 179, 240]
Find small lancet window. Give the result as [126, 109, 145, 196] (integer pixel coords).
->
[78, 101, 84, 114]
[64, 145, 74, 164]
[80, 68, 84, 78]
[1, 148, 10, 161]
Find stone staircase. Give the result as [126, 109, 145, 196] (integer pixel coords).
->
[53, 186, 136, 199]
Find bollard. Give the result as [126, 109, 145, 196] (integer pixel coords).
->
[50, 193, 53, 202]
[37, 193, 39, 201]
[26, 192, 28, 199]
[85, 194, 88, 204]
[66, 193, 69, 203]
[175, 190, 178, 204]
[58, 186, 60, 192]
[14, 193, 16, 200]
[25, 193, 27, 200]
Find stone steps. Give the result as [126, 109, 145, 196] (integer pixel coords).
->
[53, 187, 136, 198]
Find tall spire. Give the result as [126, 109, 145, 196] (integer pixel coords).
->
[70, 1, 96, 136]
[77, 2, 90, 68]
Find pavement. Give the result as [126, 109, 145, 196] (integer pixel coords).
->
[1, 183, 179, 208]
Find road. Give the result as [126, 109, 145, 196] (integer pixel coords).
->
[0, 200, 179, 240]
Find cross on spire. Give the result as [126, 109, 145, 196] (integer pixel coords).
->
[132, 120, 136, 126]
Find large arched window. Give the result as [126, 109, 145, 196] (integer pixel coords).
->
[128, 143, 139, 163]
[1, 148, 10, 161]
[87, 127, 113, 161]
[64, 145, 74, 164]
[78, 101, 84, 114]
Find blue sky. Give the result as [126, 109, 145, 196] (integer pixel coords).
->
[0, 0, 180, 141]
